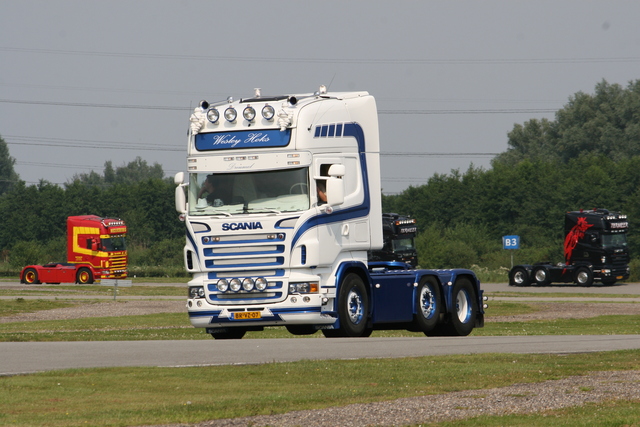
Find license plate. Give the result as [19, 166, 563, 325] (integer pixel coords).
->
[232, 311, 261, 320]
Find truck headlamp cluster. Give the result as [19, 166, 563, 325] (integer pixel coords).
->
[215, 277, 269, 293]
[288, 282, 319, 294]
[189, 286, 205, 299]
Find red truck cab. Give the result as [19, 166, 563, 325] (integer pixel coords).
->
[20, 215, 128, 284]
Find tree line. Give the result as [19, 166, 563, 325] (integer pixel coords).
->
[0, 155, 185, 274]
[1, 79, 639, 278]
[384, 79, 640, 273]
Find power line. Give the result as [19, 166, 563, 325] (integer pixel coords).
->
[4, 135, 182, 152]
[0, 98, 556, 115]
[2, 46, 639, 65]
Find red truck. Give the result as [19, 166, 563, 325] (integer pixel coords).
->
[20, 215, 128, 284]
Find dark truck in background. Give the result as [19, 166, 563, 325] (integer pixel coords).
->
[509, 209, 630, 286]
[368, 213, 418, 267]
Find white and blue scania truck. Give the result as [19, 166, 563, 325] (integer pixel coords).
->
[175, 86, 485, 339]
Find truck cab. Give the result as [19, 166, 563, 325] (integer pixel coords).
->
[509, 209, 630, 287]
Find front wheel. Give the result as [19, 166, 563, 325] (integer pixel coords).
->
[76, 267, 94, 284]
[574, 266, 594, 286]
[414, 276, 441, 335]
[330, 273, 370, 337]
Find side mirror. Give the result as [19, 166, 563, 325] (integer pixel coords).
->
[328, 164, 345, 177]
[174, 172, 185, 185]
[326, 176, 344, 206]
[174, 172, 187, 214]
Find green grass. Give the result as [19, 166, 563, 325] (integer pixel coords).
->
[0, 299, 76, 317]
[0, 284, 186, 297]
[430, 399, 640, 426]
[0, 350, 638, 427]
[1, 300, 638, 341]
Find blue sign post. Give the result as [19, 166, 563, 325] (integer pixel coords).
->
[503, 235, 520, 268]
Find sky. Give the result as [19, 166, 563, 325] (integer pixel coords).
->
[1, 1, 639, 194]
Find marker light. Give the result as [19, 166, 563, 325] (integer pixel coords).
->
[224, 107, 237, 122]
[262, 105, 275, 120]
[243, 106, 256, 122]
[207, 108, 220, 123]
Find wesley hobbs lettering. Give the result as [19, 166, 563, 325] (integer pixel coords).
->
[210, 132, 271, 148]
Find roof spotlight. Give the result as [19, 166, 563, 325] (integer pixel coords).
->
[224, 107, 237, 122]
[243, 106, 256, 122]
[207, 108, 220, 124]
[262, 105, 275, 121]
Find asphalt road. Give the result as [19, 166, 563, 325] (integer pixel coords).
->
[2, 335, 640, 376]
[2, 281, 640, 376]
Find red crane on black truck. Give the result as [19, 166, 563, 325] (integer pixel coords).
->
[509, 209, 630, 286]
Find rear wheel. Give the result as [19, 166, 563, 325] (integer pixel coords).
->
[414, 276, 441, 335]
[22, 268, 39, 284]
[509, 266, 530, 286]
[76, 267, 94, 284]
[532, 265, 551, 286]
[574, 266, 594, 286]
[431, 278, 478, 337]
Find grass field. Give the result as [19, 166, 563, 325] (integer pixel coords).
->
[0, 351, 638, 426]
[1, 285, 639, 426]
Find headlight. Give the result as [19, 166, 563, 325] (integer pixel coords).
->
[262, 105, 275, 120]
[288, 282, 319, 294]
[189, 287, 205, 298]
[229, 278, 242, 292]
[242, 278, 255, 291]
[255, 277, 268, 291]
[206, 108, 219, 123]
[216, 279, 229, 292]
[243, 106, 256, 122]
[224, 107, 237, 122]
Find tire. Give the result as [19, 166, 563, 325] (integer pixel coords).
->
[532, 265, 551, 286]
[414, 276, 441, 335]
[509, 266, 530, 287]
[286, 325, 318, 336]
[331, 273, 370, 337]
[76, 267, 94, 284]
[22, 268, 40, 284]
[601, 278, 617, 286]
[210, 329, 246, 339]
[448, 278, 478, 336]
[430, 278, 478, 337]
[574, 266, 594, 286]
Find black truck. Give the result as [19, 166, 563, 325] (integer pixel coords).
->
[509, 209, 630, 286]
[368, 213, 418, 267]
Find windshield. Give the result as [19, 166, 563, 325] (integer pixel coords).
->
[392, 237, 415, 252]
[602, 233, 627, 249]
[102, 236, 126, 251]
[188, 168, 309, 216]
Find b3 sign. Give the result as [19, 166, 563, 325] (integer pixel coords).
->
[503, 235, 520, 250]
